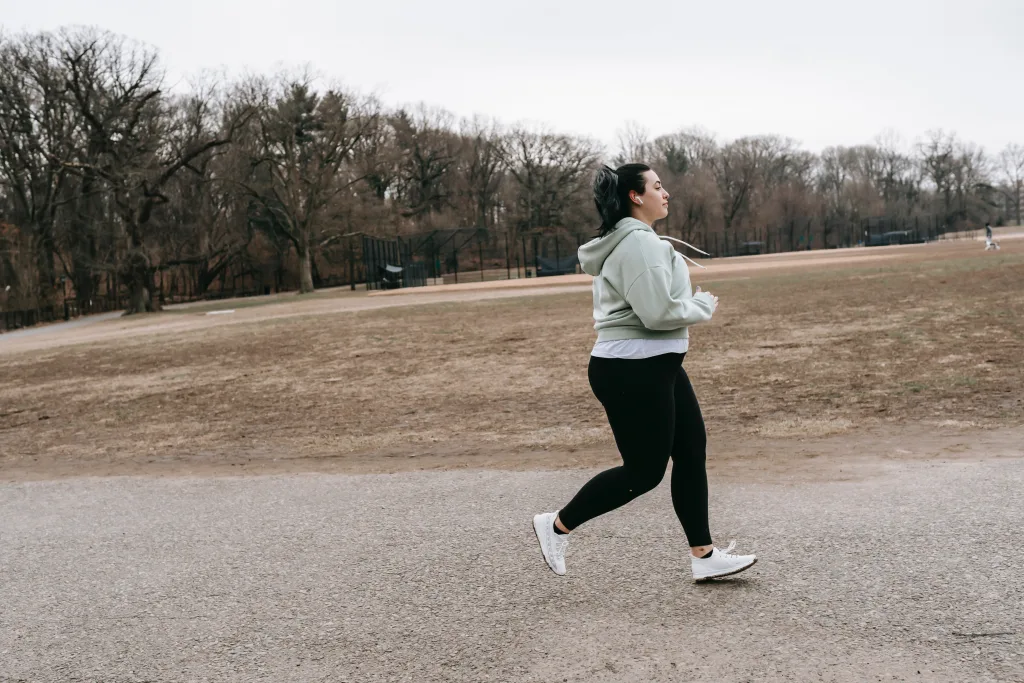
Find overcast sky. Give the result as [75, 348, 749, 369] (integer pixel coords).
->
[4, 0, 1022, 154]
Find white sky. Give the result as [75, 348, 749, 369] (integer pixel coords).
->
[4, 0, 1022, 153]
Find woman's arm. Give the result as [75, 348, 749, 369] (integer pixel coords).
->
[623, 265, 717, 330]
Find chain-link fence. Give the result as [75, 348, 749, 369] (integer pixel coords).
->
[0, 213, 967, 333]
[336, 215, 956, 291]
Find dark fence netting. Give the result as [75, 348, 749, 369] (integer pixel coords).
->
[2, 214, 977, 333]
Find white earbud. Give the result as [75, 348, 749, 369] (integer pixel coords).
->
[635, 199, 643, 206]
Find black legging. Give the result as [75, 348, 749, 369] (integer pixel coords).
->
[558, 352, 712, 547]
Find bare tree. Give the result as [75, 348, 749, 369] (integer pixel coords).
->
[4, 24, 1024, 314]
[458, 116, 506, 230]
[713, 135, 799, 232]
[353, 107, 398, 203]
[57, 29, 251, 313]
[648, 128, 720, 241]
[918, 130, 958, 222]
[391, 105, 461, 222]
[613, 121, 652, 166]
[871, 130, 917, 213]
[236, 75, 378, 293]
[0, 32, 78, 307]
[499, 126, 600, 237]
[0, 220, 30, 307]
[669, 168, 721, 243]
[653, 127, 718, 175]
[997, 143, 1024, 225]
[156, 94, 254, 298]
[950, 141, 991, 224]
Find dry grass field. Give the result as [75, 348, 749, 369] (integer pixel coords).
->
[1, 238, 1022, 482]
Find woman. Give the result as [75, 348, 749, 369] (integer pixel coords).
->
[532, 163, 757, 582]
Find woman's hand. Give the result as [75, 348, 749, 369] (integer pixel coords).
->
[694, 286, 719, 312]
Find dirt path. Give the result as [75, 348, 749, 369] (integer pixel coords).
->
[1, 238, 1007, 357]
[0, 311, 122, 341]
[0, 284, 591, 356]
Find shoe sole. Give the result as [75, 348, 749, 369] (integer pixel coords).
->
[694, 557, 757, 583]
[532, 515, 565, 576]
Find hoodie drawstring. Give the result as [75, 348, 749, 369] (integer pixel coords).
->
[658, 235, 708, 269]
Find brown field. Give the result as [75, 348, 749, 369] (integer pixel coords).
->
[1, 238, 1022, 482]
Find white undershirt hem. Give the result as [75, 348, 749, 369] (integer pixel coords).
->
[591, 337, 689, 359]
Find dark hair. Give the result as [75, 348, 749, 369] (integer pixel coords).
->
[593, 163, 651, 237]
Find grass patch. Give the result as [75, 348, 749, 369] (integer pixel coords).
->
[3, 243, 1023, 474]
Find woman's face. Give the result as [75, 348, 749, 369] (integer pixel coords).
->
[631, 170, 670, 224]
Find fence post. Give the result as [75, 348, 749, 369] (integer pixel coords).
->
[429, 236, 437, 283]
[478, 237, 485, 282]
[554, 235, 560, 276]
[505, 233, 511, 280]
[532, 234, 539, 277]
[349, 236, 355, 290]
[453, 240, 459, 284]
[521, 236, 528, 278]
[369, 238, 376, 289]
[376, 239, 383, 284]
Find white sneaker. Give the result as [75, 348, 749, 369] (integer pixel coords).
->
[533, 511, 568, 576]
[691, 541, 757, 582]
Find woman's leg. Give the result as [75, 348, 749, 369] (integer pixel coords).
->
[557, 354, 680, 531]
[669, 363, 713, 550]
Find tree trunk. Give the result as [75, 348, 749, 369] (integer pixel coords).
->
[311, 255, 322, 289]
[123, 248, 161, 315]
[126, 270, 150, 314]
[70, 171, 100, 308]
[34, 234, 58, 308]
[72, 270, 96, 309]
[1016, 181, 1022, 225]
[298, 237, 315, 294]
[197, 257, 229, 296]
[71, 233, 99, 308]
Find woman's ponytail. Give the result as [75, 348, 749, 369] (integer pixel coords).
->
[593, 165, 621, 236]
[592, 163, 651, 237]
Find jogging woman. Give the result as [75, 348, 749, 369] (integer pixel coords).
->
[533, 163, 757, 582]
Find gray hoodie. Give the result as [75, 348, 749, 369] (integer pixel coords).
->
[577, 217, 717, 342]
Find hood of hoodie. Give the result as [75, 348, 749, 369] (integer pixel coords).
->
[577, 217, 654, 276]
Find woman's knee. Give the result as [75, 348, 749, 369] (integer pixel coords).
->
[626, 462, 667, 494]
[672, 430, 707, 464]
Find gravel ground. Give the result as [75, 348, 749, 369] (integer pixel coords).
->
[2, 458, 1022, 682]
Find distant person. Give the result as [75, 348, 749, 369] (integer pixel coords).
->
[532, 163, 757, 582]
[985, 223, 1000, 251]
